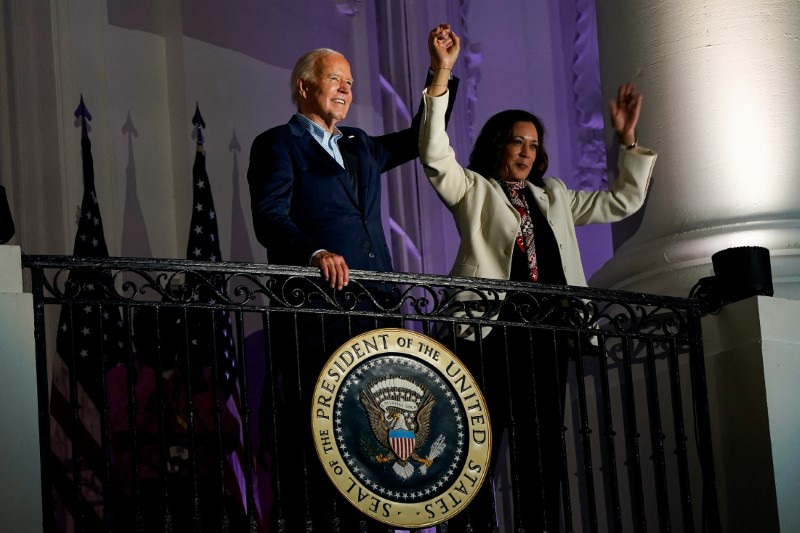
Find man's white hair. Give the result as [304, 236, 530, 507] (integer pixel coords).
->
[290, 48, 344, 106]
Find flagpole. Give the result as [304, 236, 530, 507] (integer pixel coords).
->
[48, 95, 128, 530]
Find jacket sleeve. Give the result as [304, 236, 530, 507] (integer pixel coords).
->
[418, 90, 476, 208]
[566, 146, 657, 225]
[369, 74, 460, 173]
[247, 130, 316, 265]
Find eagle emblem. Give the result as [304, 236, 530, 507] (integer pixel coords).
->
[359, 376, 446, 479]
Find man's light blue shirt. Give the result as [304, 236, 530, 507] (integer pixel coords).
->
[295, 112, 345, 169]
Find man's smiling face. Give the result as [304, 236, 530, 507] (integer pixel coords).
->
[297, 53, 353, 131]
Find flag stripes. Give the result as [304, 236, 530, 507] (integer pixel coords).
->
[187, 142, 262, 528]
[50, 130, 128, 531]
[47, 100, 263, 530]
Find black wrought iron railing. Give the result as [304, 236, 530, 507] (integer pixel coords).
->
[22, 255, 719, 532]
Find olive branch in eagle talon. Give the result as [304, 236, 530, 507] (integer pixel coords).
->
[359, 376, 440, 479]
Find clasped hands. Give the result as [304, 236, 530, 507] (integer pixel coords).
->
[427, 24, 460, 97]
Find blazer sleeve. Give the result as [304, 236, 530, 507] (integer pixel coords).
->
[418, 90, 476, 207]
[565, 145, 657, 225]
[247, 130, 316, 264]
[368, 74, 460, 173]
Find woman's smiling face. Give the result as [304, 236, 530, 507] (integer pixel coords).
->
[497, 121, 539, 182]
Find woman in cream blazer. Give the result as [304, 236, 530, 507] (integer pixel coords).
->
[418, 91, 657, 287]
[422, 26, 657, 532]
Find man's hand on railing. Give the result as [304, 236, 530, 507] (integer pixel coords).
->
[311, 249, 350, 290]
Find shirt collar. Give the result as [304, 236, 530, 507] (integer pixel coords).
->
[294, 112, 343, 141]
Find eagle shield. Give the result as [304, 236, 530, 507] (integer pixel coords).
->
[389, 429, 415, 461]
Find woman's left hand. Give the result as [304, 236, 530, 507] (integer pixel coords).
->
[609, 82, 642, 146]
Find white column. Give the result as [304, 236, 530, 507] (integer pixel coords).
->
[0, 245, 42, 530]
[591, 0, 800, 300]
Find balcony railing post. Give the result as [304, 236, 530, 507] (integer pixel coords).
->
[643, 338, 671, 530]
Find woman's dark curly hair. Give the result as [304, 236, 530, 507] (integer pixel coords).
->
[467, 109, 549, 187]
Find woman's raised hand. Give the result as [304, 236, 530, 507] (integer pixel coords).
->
[609, 82, 642, 146]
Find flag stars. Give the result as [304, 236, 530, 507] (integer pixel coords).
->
[185, 153, 236, 391]
[58, 133, 131, 374]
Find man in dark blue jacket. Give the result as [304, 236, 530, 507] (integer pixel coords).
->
[247, 31, 459, 532]
[247, 45, 457, 289]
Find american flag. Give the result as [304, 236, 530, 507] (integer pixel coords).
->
[187, 121, 261, 528]
[50, 103, 128, 530]
[186, 143, 238, 397]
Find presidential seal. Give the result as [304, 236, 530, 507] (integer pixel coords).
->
[311, 328, 491, 528]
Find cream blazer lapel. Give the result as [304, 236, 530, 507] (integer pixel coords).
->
[528, 183, 550, 219]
